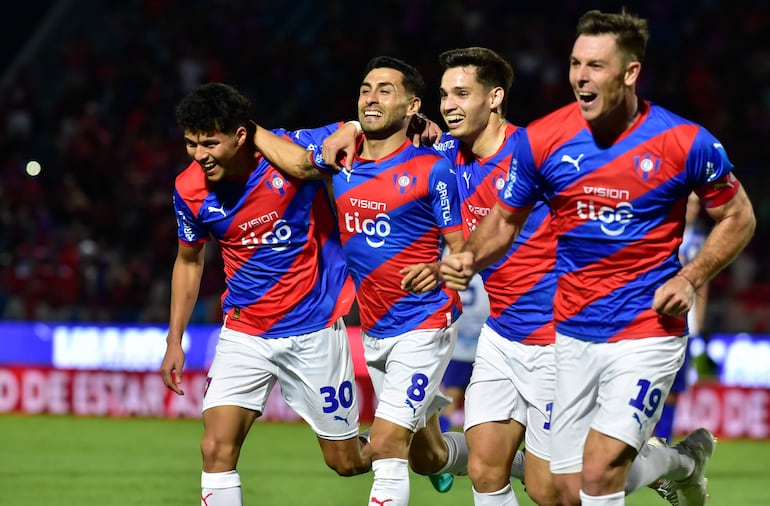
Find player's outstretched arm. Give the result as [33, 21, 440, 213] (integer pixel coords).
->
[160, 243, 205, 396]
[464, 203, 527, 268]
[253, 124, 326, 180]
[440, 203, 528, 291]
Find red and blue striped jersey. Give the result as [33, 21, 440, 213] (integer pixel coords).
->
[333, 139, 463, 337]
[501, 100, 740, 342]
[433, 123, 556, 344]
[173, 131, 354, 338]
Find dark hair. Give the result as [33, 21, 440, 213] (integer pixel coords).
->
[438, 47, 514, 115]
[576, 9, 649, 63]
[175, 82, 255, 137]
[363, 56, 425, 98]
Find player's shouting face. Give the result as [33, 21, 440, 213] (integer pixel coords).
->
[569, 33, 640, 126]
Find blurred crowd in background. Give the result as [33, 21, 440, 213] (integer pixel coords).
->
[1, 0, 768, 334]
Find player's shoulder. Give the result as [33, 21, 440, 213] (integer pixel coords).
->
[645, 101, 697, 127]
[643, 101, 714, 152]
[174, 162, 209, 203]
[526, 103, 583, 145]
[528, 103, 578, 130]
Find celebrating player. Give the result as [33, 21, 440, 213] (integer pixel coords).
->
[441, 9, 755, 506]
[252, 56, 470, 506]
[159, 83, 371, 506]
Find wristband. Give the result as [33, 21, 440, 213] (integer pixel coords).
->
[346, 120, 362, 135]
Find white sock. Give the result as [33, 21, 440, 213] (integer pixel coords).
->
[509, 450, 525, 480]
[579, 489, 625, 505]
[369, 458, 409, 506]
[201, 470, 241, 506]
[472, 483, 520, 505]
[437, 431, 469, 475]
[625, 445, 693, 493]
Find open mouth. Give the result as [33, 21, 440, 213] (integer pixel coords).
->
[363, 110, 383, 120]
[444, 114, 464, 127]
[577, 91, 597, 104]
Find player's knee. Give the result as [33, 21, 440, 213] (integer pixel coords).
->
[200, 436, 240, 469]
[467, 459, 509, 491]
[368, 434, 406, 462]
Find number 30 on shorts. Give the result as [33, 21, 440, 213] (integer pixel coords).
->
[320, 381, 355, 413]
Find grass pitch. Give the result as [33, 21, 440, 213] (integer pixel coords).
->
[1, 414, 768, 505]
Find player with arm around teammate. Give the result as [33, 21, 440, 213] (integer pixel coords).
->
[253, 56, 471, 506]
[159, 82, 371, 506]
[441, 9, 755, 506]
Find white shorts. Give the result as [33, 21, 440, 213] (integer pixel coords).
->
[549, 333, 686, 474]
[363, 325, 456, 432]
[202, 318, 359, 440]
[463, 325, 555, 460]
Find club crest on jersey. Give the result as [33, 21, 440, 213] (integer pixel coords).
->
[495, 175, 506, 190]
[394, 172, 417, 194]
[634, 154, 661, 180]
[265, 174, 287, 196]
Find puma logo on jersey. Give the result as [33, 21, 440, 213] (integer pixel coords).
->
[462, 170, 472, 188]
[561, 153, 584, 171]
[207, 205, 226, 217]
[371, 497, 393, 505]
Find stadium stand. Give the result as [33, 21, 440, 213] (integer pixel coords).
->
[1, 0, 768, 333]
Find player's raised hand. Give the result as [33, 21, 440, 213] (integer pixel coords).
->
[160, 341, 186, 395]
[400, 263, 440, 293]
[439, 252, 476, 291]
[322, 122, 360, 172]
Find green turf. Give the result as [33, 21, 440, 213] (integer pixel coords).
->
[1, 414, 768, 505]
